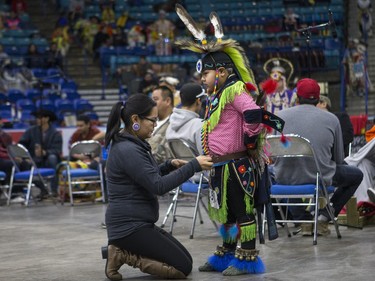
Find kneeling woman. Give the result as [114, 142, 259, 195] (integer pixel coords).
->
[102, 94, 212, 280]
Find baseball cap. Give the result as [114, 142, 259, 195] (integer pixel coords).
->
[179, 83, 206, 106]
[296, 78, 320, 100]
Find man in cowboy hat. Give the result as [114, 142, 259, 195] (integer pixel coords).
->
[18, 109, 62, 196]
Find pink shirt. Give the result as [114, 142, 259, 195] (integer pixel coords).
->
[208, 92, 262, 156]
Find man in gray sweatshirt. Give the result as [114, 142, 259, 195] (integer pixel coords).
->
[273, 78, 363, 235]
[166, 82, 206, 155]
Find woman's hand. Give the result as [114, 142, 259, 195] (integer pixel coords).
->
[171, 159, 188, 168]
[196, 155, 213, 170]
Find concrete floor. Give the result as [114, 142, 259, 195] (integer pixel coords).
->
[1, 195, 375, 281]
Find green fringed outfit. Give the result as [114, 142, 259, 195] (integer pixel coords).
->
[173, 4, 285, 275]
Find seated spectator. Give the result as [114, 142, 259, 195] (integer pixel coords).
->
[92, 24, 110, 61]
[101, 3, 115, 25]
[45, 42, 64, 69]
[127, 22, 146, 47]
[0, 117, 14, 185]
[56, 114, 105, 202]
[317, 95, 354, 157]
[147, 10, 175, 55]
[0, 13, 4, 32]
[282, 8, 299, 33]
[11, 0, 27, 14]
[69, 0, 85, 13]
[138, 69, 158, 96]
[345, 120, 375, 203]
[365, 121, 375, 143]
[116, 11, 128, 29]
[52, 22, 71, 57]
[159, 76, 180, 107]
[0, 44, 10, 66]
[18, 109, 62, 197]
[25, 44, 44, 69]
[5, 11, 21, 30]
[358, 0, 373, 38]
[132, 55, 152, 78]
[82, 15, 101, 55]
[69, 114, 104, 149]
[148, 86, 174, 164]
[273, 78, 363, 236]
[166, 82, 205, 154]
[112, 27, 127, 47]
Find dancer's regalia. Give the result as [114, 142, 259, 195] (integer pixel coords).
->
[174, 5, 285, 276]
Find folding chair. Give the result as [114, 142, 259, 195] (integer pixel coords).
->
[161, 138, 217, 239]
[262, 134, 341, 245]
[0, 171, 9, 201]
[61, 140, 105, 206]
[7, 144, 56, 206]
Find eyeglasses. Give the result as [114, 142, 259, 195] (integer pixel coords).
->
[142, 116, 159, 124]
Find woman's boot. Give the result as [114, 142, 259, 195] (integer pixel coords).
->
[102, 245, 127, 281]
[102, 245, 186, 279]
[135, 256, 186, 279]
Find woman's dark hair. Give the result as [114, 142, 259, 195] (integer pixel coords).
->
[105, 94, 156, 147]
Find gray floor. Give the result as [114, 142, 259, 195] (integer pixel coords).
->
[1, 195, 375, 281]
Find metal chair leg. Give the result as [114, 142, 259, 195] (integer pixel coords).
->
[161, 189, 179, 228]
[169, 187, 180, 234]
[189, 185, 202, 239]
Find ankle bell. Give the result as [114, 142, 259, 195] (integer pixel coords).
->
[234, 248, 259, 261]
[214, 245, 234, 257]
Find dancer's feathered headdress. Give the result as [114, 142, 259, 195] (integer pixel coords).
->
[263, 58, 294, 84]
[175, 4, 258, 95]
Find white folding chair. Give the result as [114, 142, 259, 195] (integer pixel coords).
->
[263, 134, 341, 245]
[61, 140, 105, 206]
[161, 138, 217, 238]
[0, 171, 9, 201]
[7, 144, 56, 206]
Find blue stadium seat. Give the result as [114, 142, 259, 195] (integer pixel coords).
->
[36, 99, 56, 112]
[14, 37, 31, 47]
[20, 109, 35, 124]
[324, 38, 342, 50]
[5, 46, 27, 56]
[55, 99, 75, 113]
[60, 80, 78, 91]
[25, 89, 42, 101]
[324, 49, 340, 68]
[0, 37, 15, 46]
[42, 89, 61, 102]
[62, 89, 81, 100]
[31, 68, 47, 78]
[13, 121, 30, 129]
[16, 98, 36, 113]
[74, 99, 94, 114]
[42, 68, 62, 84]
[84, 111, 99, 121]
[0, 104, 13, 120]
[7, 89, 25, 104]
[0, 93, 8, 104]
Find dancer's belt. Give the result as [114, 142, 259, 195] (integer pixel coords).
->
[212, 151, 248, 164]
